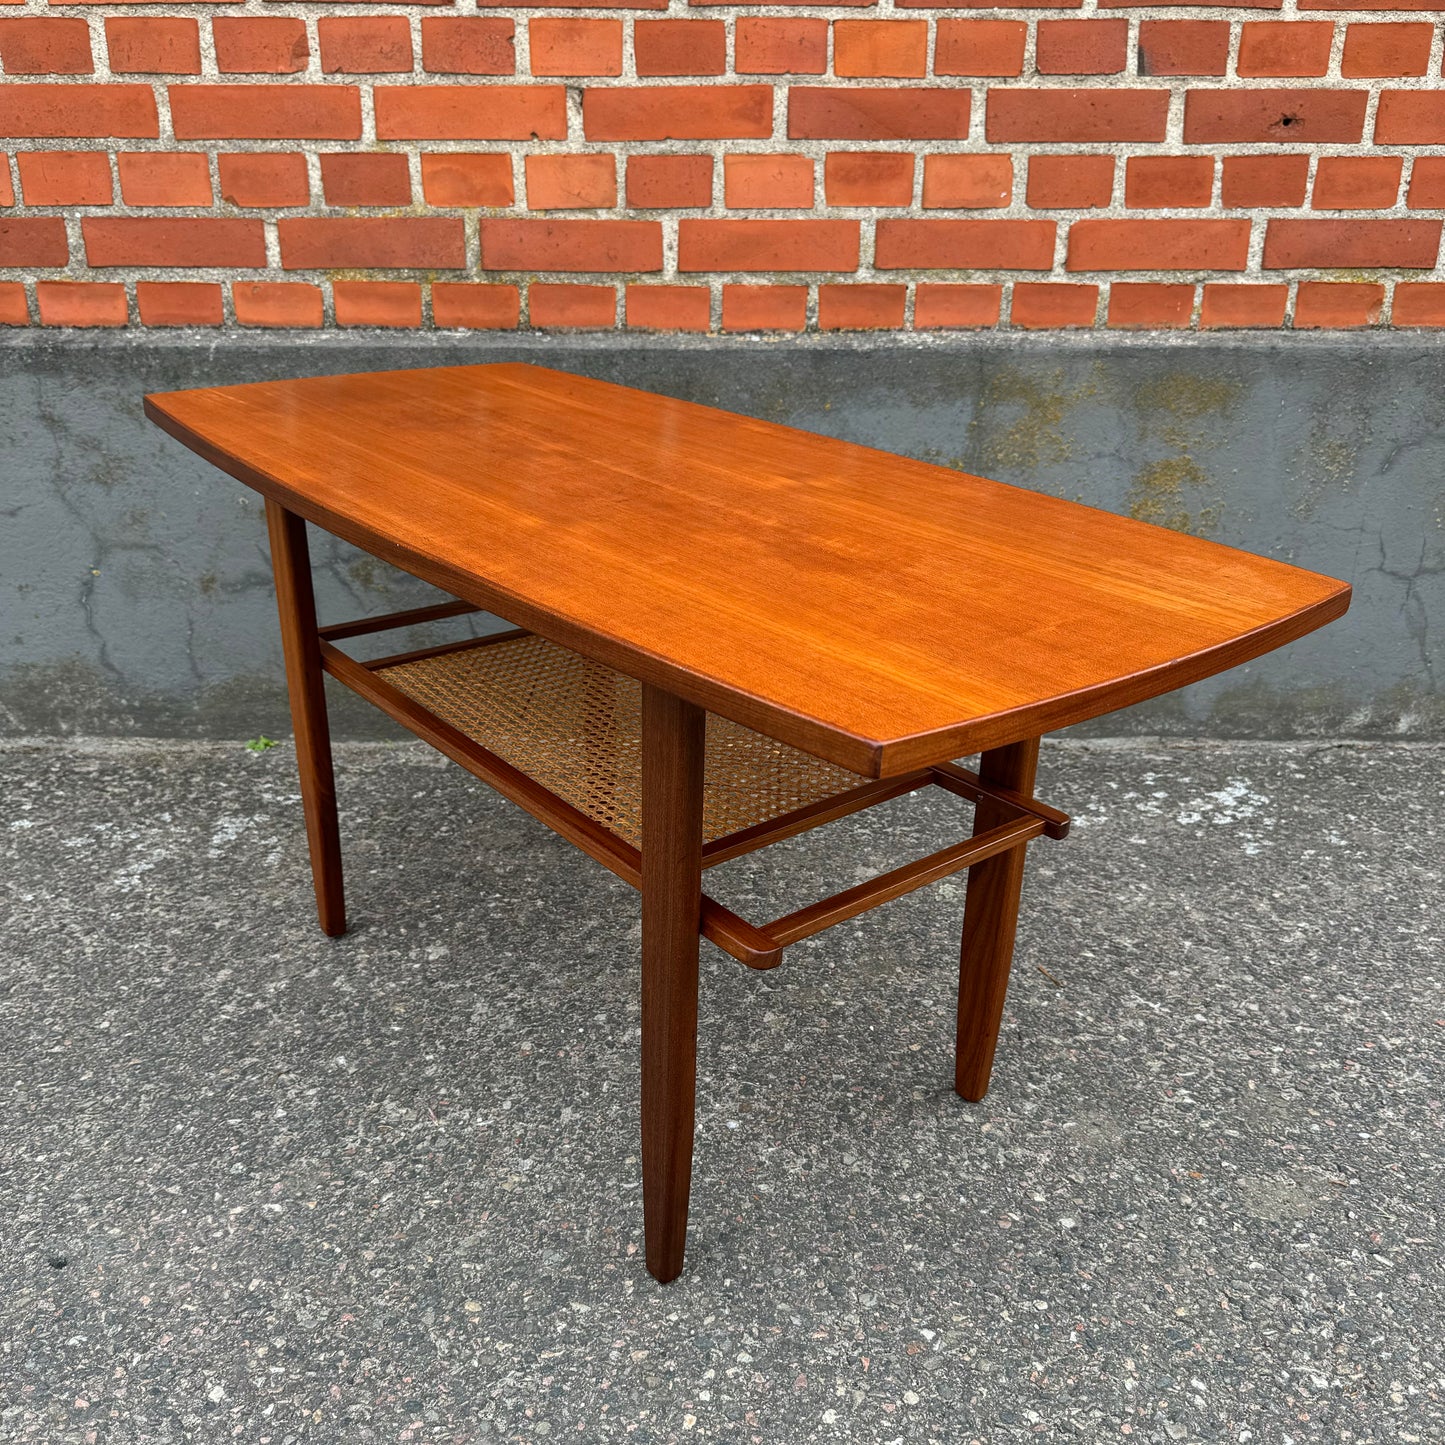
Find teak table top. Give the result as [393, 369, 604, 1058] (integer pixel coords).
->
[145, 362, 1350, 777]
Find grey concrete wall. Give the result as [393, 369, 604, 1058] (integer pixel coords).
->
[1, 331, 1439, 742]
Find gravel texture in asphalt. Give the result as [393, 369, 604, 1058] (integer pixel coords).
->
[1, 737, 1441, 1444]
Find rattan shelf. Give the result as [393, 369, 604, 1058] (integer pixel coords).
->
[375, 632, 866, 852]
[316, 607, 1069, 971]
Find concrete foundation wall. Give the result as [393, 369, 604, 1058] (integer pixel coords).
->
[1, 331, 1439, 741]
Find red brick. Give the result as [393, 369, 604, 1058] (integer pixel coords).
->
[679, 218, 859, 271]
[1027, 154, 1114, 208]
[170, 86, 360, 140]
[432, 283, 520, 329]
[218, 153, 310, 207]
[18, 151, 111, 206]
[1375, 92, 1445, 144]
[0, 85, 158, 139]
[1184, 90, 1367, 144]
[0, 19, 91, 74]
[1264, 218, 1440, 269]
[625, 284, 711, 332]
[922, 154, 1012, 209]
[734, 18, 826, 74]
[1391, 283, 1445, 327]
[818, 283, 906, 329]
[987, 89, 1168, 142]
[1036, 20, 1128, 74]
[1137, 20, 1229, 76]
[1408, 157, 1445, 210]
[627, 155, 713, 208]
[1301, 0, 1440, 10]
[1341, 23, 1431, 76]
[320, 153, 412, 207]
[1221, 154, 1309, 207]
[136, 281, 222, 326]
[510, 0, 664, 8]
[898, 0, 1078, 9]
[1312, 156, 1402, 209]
[376, 86, 567, 139]
[84, 217, 265, 268]
[333, 281, 422, 328]
[586, 87, 772, 140]
[1200, 283, 1288, 328]
[1067, 219, 1251, 271]
[480, 218, 662, 271]
[117, 152, 213, 207]
[529, 19, 621, 76]
[421, 18, 514, 74]
[1125, 155, 1214, 208]
[875, 219, 1055, 269]
[1107, 282, 1194, 328]
[0, 284, 29, 327]
[1294, 282, 1383, 328]
[527, 154, 617, 209]
[1012, 282, 1097, 328]
[233, 281, 322, 329]
[1237, 21, 1333, 76]
[694, 0, 868, 7]
[833, 20, 928, 77]
[913, 283, 1001, 328]
[279, 217, 467, 270]
[825, 151, 913, 206]
[635, 19, 725, 76]
[1101, 0, 1279, 8]
[318, 17, 412, 73]
[212, 17, 308, 74]
[790, 88, 969, 140]
[0, 161, 10, 208]
[106, 17, 198, 73]
[724, 154, 814, 209]
[422, 153, 514, 207]
[0, 217, 69, 266]
[37, 282, 126, 328]
[530, 283, 615, 328]
[934, 20, 1026, 76]
[721, 285, 807, 332]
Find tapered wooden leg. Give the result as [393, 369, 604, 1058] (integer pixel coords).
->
[264, 499, 346, 938]
[954, 736, 1040, 1102]
[640, 685, 706, 1283]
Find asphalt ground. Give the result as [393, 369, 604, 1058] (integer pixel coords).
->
[1, 737, 1441, 1444]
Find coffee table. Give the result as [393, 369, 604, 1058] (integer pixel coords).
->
[145, 363, 1350, 1282]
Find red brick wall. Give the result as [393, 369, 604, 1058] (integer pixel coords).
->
[2, 1, 1443, 332]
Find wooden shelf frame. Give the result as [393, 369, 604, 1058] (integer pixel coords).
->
[317, 600, 1070, 972]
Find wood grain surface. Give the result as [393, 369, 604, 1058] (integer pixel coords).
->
[146, 363, 1351, 777]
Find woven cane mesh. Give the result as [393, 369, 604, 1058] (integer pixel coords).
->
[376, 633, 865, 849]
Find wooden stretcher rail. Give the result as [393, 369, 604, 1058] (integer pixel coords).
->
[765, 814, 1045, 948]
[318, 598, 484, 642]
[317, 615, 1069, 975]
[701, 771, 934, 868]
[929, 760, 1071, 839]
[361, 627, 530, 672]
